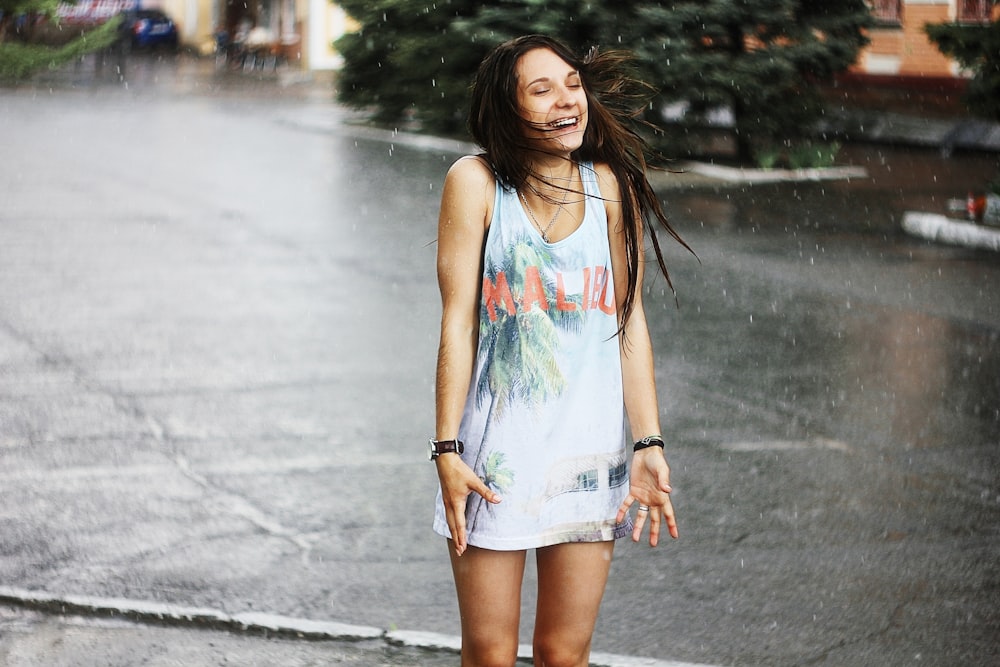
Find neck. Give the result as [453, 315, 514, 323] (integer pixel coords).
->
[526, 156, 577, 196]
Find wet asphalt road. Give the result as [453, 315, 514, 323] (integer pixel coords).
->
[1, 54, 999, 666]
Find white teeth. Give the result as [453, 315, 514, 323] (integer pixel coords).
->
[549, 117, 577, 128]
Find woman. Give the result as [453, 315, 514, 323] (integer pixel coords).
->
[432, 35, 687, 667]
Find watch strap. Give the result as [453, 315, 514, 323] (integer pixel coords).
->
[429, 438, 464, 460]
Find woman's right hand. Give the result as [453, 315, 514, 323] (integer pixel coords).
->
[435, 454, 501, 556]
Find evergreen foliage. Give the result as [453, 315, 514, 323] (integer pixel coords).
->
[926, 6, 1000, 122]
[617, 1, 871, 163]
[335, 1, 872, 164]
[334, 0, 488, 134]
[0, 17, 122, 80]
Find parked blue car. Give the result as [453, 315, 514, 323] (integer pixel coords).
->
[118, 9, 179, 50]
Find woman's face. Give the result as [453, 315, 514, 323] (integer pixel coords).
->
[514, 47, 588, 155]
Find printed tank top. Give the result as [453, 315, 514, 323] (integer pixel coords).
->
[433, 160, 632, 550]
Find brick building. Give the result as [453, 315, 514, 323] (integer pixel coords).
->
[858, 0, 997, 77]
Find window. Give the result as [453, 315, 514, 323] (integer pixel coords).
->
[958, 0, 992, 23]
[870, 0, 902, 24]
[574, 470, 598, 492]
[609, 460, 628, 488]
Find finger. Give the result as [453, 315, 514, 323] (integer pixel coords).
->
[616, 495, 635, 524]
[648, 509, 661, 547]
[658, 466, 673, 494]
[472, 478, 502, 504]
[631, 505, 649, 542]
[447, 500, 468, 556]
[663, 498, 679, 539]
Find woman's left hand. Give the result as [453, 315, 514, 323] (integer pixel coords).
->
[616, 447, 678, 545]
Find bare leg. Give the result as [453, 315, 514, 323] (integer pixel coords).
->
[448, 539, 527, 667]
[532, 541, 615, 667]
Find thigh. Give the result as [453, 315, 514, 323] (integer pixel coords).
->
[533, 541, 615, 667]
[448, 540, 527, 666]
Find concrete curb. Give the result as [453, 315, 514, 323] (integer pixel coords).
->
[0, 587, 718, 667]
[683, 162, 868, 184]
[0, 586, 383, 641]
[902, 211, 1000, 252]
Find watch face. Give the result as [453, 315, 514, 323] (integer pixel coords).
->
[428, 439, 436, 460]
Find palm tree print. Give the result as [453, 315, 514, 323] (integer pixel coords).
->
[467, 238, 586, 530]
[482, 451, 515, 497]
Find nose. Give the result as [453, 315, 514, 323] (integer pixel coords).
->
[556, 85, 575, 108]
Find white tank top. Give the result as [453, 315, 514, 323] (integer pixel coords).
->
[433, 161, 632, 550]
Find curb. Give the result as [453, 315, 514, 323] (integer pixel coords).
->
[682, 162, 868, 184]
[0, 587, 718, 667]
[0, 586, 382, 642]
[902, 211, 1000, 252]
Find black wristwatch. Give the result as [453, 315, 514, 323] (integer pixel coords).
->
[429, 438, 464, 460]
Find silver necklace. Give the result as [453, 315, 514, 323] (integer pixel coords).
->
[519, 187, 569, 243]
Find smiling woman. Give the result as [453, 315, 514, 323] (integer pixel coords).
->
[430, 34, 691, 667]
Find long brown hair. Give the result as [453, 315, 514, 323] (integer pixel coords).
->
[468, 35, 690, 332]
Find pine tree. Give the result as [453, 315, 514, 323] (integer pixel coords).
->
[335, 0, 488, 134]
[0, 0, 123, 80]
[453, 0, 607, 53]
[926, 4, 1000, 122]
[620, 1, 872, 164]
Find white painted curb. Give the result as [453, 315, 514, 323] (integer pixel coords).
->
[902, 211, 1000, 252]
[685, 162, 868, 184]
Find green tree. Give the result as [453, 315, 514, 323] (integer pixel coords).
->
[0, 0, 122, 80]
[334, 0, 488, 134]
[620, 1, 871, 164]
[926, 4, 1000, 122]
[455, 0, 606, 52]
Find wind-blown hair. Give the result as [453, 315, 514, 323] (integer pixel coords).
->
[468, 34, 690, 331]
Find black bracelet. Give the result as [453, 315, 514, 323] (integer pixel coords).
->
[633, 436, 665, 452]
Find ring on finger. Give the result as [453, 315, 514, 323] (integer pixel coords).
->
[638, 505, 650, 512]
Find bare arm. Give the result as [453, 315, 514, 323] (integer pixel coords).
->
[434, 156, 501, 556]
[597, 164, 678, 545]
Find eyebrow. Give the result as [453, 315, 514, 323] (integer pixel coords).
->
[525, 71, 581, 87]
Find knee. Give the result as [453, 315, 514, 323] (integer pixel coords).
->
[532, 639, 589, 667]
[462, 638, 520, 667]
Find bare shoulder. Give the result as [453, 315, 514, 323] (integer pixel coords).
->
[445, 154, 494, 190]
[440, 155, 496, 235]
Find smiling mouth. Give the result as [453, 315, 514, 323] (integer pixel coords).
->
[548, 116, 579, 129]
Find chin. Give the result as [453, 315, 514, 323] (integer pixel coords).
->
[553, 133, 584, 153]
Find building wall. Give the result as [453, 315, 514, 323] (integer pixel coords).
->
[307, 0, 350, 70]
[857, 0, 997, 79]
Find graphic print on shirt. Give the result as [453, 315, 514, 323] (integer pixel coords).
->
[467, 235, 614, 532]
